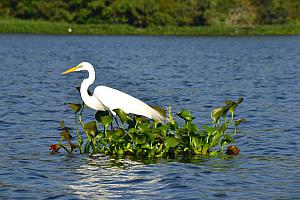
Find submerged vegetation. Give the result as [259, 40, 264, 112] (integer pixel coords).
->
[50, 89, 245, 159]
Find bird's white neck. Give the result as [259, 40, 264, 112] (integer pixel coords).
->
[80, 67, 101, 110]
[81, 66, 95, 91]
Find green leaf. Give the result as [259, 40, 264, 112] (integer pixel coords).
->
[165, 137, 179, 149]
[158, 124, 168, 137]
[222, 134, 235, 143]
[202, 143, 209, 155]
[117, 148, 124, 155]
[177, 128, 187, 136]
[235, 118, 246, 127]
[152, 127, 161, 135]
[94, 133, 103, 141]
[222, 106, 230, 118]
[138, 122, 151, 132]
[127, 128, 137, 137]
[237, 97, 244, 104]
[60, 131, 71, 142]
[84, 121, 97, 136]
[141, 143, 151, 149]
[184, 123, 199, 133]
[209, 150, 218, 155]
[134, 134, 147, 145]
[95, 111, 113, 127]
[177, 109, 195, 121]
[219, 123, 227, 133]
[108, 128, 125, 142]
[60, 120, 65, 129]
[202, 124, 215, 134]
[192, 136, 202, 148]
[95, 110, 109, 122]
[209, 131, 222, 148]
[135, 115, 149, 124]
[115, 128, 126, 137]
[170, 121, 178, 130]
[199, 130, 205, 136]
[229, 104, 238, 113]
[225, 100, 234, 106]
[113, 108, 131, 125]
[143, 131, 154, 143]
[99, 138, 108, 146]
[68, 103, 82, 113]
[211, 107, 224, 122]
[168, 106, 176, 125]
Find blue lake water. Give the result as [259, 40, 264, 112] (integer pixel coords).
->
[0, 35, 300, 199]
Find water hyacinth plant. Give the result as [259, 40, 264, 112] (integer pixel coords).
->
[51, 91, 245, 158]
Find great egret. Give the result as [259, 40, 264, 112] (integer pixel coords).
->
[62, 62, 164, 122]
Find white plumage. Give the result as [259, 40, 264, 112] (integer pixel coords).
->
[62, 62, 164, 122]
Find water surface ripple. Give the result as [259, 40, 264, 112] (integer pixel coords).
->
[0, 35, 299, 199]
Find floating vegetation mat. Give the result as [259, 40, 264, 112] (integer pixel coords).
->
[50, 92, 245, 159]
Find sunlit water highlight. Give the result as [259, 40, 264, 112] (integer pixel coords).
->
[0, 35, 299, 199]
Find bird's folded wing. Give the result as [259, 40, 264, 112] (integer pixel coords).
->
[94, 86, 163, 122]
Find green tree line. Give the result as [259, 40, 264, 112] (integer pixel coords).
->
[1, 0, 300, 27]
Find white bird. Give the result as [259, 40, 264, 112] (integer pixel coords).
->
[62, 62, 164, 122]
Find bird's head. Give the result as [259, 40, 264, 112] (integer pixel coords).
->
[62, 62, 93, 75]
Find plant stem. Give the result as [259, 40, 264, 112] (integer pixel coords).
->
[78, 106, 97, 152]
[74, 113, 83, 154]
[60, 144, 72, 154]
[229, 112, 234, 125]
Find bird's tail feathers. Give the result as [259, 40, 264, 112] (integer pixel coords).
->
[148, 106, 166, 123]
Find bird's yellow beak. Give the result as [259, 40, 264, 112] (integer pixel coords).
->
[61, 65, 80, 75]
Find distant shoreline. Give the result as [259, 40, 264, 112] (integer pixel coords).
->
[1, 19, 300, 36]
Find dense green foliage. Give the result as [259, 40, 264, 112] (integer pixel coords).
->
[51, 91, 245, 159]
[1, 0, 300, 28]
[2, 18, 300, 35]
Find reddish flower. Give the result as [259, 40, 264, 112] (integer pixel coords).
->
[49, 144, 61, 152]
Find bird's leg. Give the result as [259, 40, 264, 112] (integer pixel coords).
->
[108, 110, 120, 129]
[114, 117, 120, 128]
